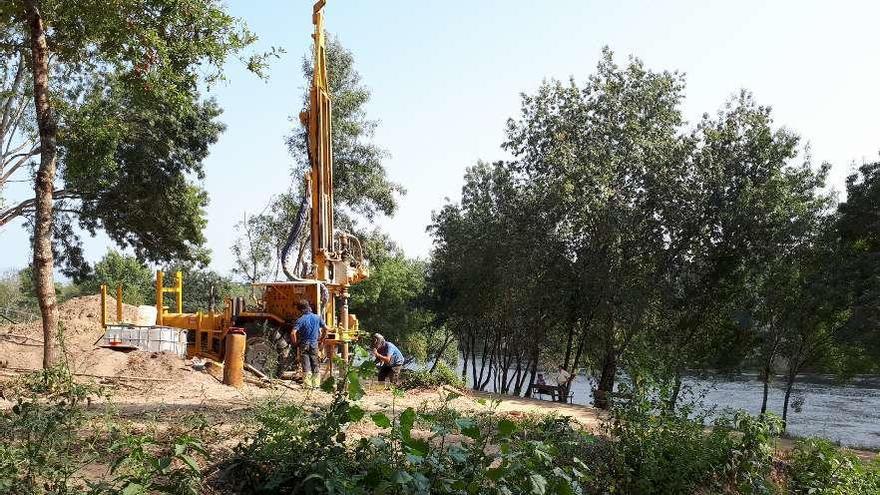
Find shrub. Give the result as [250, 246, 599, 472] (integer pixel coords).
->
[0, 365, 205, 495]
[603, 383, 782, 494]
[789, 438, 880, 494]
[400, 361, 465, 390]
[223, 357, 593, 494]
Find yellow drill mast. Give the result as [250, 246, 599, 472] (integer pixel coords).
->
[303, 0, 335, 282]
[137, 0, 368, 375]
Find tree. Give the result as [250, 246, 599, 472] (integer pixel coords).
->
[0, 0, 271, 367]
[231, 212, 277, 285]
[428, 161, 569, 396]
[429, 50, 841, 413]
[503, 49, 689, 408]
[656, 93, 832, 409]
[233, 36, 402, 288]
[836, 160, 880, 362]
[349, 231, 432, 362]
[287, 35, 402, 223]
[81, 251, 154, 306]
[163, 262, 245, 313]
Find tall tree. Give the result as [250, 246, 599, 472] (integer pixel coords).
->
[234, 35, 402, 286]
[836, 160, 880, 361]
[349, 231, 433, 361]
[287, 35, 402, 223]
[0, 0, 271, 367]
[503, 49, 689, 408]
[429, 161, 569, 396]
[657, 93, 831, 408]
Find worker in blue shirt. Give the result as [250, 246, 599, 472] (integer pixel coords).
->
[371, 333, 405, 384]
[291, 299, 328, 388]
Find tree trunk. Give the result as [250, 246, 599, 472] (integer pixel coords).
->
[781, 371, 796, 432]
[760, 363, 772, 415]
[523, 348, 538, 398]
[668, 370, 683, 411]
[594, 349, 617, 409]
[25, 0, 59, 370]
[562, 321, 576, 371]
[429, 329, 454, 373]
[460, 341, 469, 381]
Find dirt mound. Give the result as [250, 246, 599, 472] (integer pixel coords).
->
[0, 294, 175, 377]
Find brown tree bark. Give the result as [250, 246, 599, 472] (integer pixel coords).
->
[24, 0, 59, 369]
[594, 348, 617, 409]
[781, 372, 795, 432]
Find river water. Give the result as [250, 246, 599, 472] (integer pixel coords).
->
[456, 366, 880, 449]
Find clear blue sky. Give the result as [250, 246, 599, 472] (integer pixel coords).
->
[1, 0, 878, 277]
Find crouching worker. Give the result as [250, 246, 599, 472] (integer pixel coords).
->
[291, 299, 328, 388]
[371, 333, 405, 385]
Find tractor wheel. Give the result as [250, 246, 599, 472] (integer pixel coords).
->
[245, 337, 279, 376]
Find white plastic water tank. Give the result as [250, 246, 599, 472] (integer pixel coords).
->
[135, 305, 158, 326]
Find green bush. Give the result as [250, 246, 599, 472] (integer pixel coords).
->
[400, 361, 465, 390]
[604, 383, 782, 494]
[0, 366, 99, 494]
[0, 365, 205, 495]
[223, 358, 593, 494]
[789, 438, 880, 494]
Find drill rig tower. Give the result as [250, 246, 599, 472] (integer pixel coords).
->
[142, 0, 368, 375]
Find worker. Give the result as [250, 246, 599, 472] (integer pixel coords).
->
[555, 365, 573, 387]
[371, 333, 405, 385]
[291, 299, 328, 388]
[555, 365, 575, 403]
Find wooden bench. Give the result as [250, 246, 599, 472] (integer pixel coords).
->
[531, 384, 574, 403]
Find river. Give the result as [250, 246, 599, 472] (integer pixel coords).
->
[455, 365, 880, 449]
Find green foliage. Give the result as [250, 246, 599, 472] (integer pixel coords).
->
[0, 0, 274, 274]
[835, 160, 880, 368]
[80, 251, 154, 305]
[287, 35, 402, 221]
[87, 434, 206, 495]
[61, 79, 223, 267]
[163, 262, 246, 313]
[0, 267, 83, 323]
[231, 212, 278, 284]
[0, 269, 39, 322]
[603, 383, 783, 494]
[350, 231, 435, 358]
[788, 438, 880, 495]
[0, 365, 101, 494]
[428, 47, 842, 410]
[400, 361, 465, 390]
[224, 372, 593, 494]
[0, 365, 206, 495]
[721, 412, 785, 493]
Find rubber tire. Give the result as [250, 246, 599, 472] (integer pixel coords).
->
[245, 337, 280, 376]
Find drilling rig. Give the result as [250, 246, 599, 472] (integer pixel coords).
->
[103, 0, 369, 376]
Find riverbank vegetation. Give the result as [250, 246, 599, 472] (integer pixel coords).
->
[425, 50, 880, 429]
[2, 363, 878, 494]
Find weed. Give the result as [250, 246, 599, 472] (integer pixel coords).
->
[400, 361, 465, 390]
[788, 438, 880, 494]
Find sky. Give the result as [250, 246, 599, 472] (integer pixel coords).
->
[1, 0, 879, 276]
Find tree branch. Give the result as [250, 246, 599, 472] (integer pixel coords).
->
[3, 95, 32, 156]
[0, 54, 25, 138]
[0, 145, 39, 186]
[0, 189, 74, 227]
